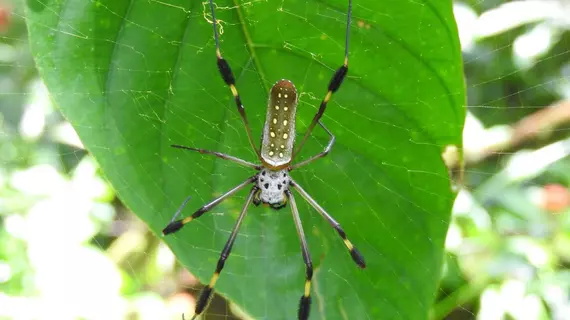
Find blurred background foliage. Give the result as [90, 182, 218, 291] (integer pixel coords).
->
[1, 0, 569, 319]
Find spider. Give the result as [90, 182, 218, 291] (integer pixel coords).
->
[163, 0, 364, 319]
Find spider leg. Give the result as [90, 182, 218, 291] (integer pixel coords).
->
[289, 120, 334, 170]
[208, 0, 260, 158]
[162, 175, 257, 235]
[290, 179, 365, 268]
[293, 0, 352, 159]
[171, 144, 261, 170]
[188, 186, 258, 320]
[285, 190, 313, 320]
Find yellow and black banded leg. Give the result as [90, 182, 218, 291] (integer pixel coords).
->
[171, 145, 261, 170]
[162, 175, 256, 235]
[286, 190, 314, 320]
[189, 186, 257, 320]
[290, 121, 335, 170]
[290, 180, 366, 268]
[293, 0, 353, 159]
[207, 0, 260, 157]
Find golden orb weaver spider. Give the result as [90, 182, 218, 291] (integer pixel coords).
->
[163, 0, 364, 319]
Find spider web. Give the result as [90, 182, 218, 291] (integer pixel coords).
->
[4, 0, 570, 319]
[138, 1, 458, 318]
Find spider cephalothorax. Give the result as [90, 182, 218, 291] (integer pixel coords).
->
[163, 1, 364, 319]
[254, 168, 291, 209]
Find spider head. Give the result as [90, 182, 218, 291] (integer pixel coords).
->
[255, 168, 290, 210]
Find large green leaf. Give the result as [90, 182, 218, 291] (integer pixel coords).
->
[27, 0, 464, 319]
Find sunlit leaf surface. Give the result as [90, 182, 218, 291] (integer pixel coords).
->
[27, 0, 464, 318]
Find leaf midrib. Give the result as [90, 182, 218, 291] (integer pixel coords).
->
[232, 0, 270, 93]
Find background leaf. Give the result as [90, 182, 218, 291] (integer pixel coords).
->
[26, 0, 464, 319]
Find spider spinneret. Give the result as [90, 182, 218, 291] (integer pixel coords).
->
[163, 1, 363, 319]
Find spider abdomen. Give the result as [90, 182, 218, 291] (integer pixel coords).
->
[256, 168, 290, 209]
[260, 80, 298, 169]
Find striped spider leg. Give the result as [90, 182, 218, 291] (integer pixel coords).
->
[163, 0, 364, 319]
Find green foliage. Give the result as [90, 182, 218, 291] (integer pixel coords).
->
[435, 2, 570, 319]
[26, 0, 464, 319]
